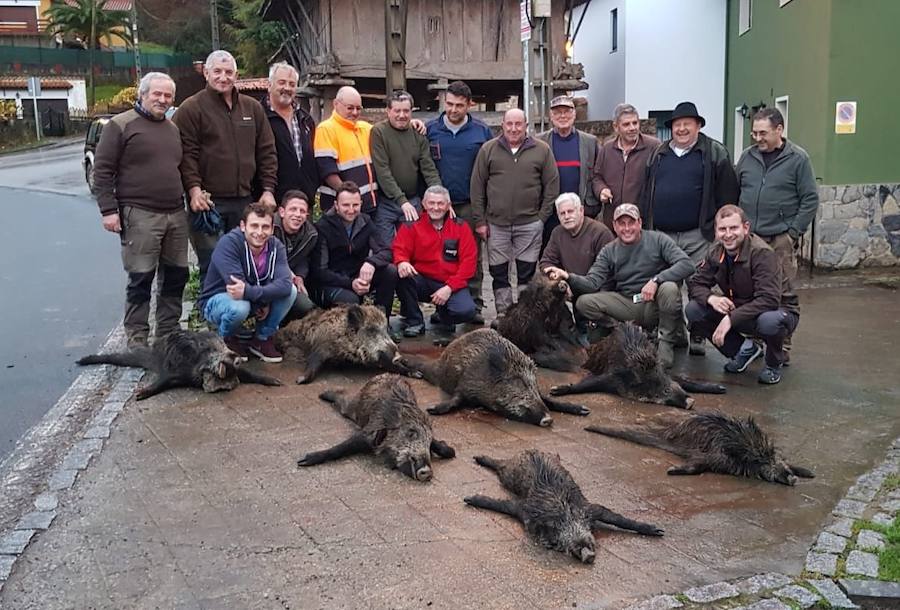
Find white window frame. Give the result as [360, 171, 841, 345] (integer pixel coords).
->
[733, 106, 746, 160]
[775, 95, 789, 138]
[739, 0, 752, 35]
[610, 8, 618, 53]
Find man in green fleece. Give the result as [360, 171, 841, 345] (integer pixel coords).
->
[543, 204, 694, 368]
[370, 90, 442, 243]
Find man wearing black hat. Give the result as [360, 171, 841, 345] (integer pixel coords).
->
[639, 101, 739, 354]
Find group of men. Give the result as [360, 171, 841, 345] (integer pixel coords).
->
[93, 50, 818, 384]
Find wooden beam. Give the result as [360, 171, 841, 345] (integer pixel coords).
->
[384, 0, 408, 95]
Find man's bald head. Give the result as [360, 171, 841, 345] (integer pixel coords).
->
[502, 108, 527, 147]
[335, 86, 363, 122]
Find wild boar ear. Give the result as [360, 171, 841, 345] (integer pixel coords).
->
[373, 429, 388, 447]
[486, 345, 506, 379]
[346, 305, 365, 331]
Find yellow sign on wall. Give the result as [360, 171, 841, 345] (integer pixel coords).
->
[835, 101, 857, 135]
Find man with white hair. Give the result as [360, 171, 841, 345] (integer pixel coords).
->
[470, 108, 559, 316]
[92, 72, 188, 347]
[540, 193, 614, 280]
[264, 61, 319, 203]
[174, 49, 277, 281]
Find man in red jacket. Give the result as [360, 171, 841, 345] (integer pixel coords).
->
[394, 185, 477, 337]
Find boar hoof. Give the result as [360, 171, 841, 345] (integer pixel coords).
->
[574, 405, 590, 416]
[295, 375, 310, 385]
[549, 385, 568, 396]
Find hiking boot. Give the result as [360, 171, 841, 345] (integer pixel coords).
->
[757, 365, 783, 385]
[469, 311, 485, 326]
[657, 341, 675, 369]
[430, 312, 455, 333]
[247, 336, 283, 363]
[403, 323, 426, 338]
[688, 334, 706, 356]
[724, 341, 763, 373]
[224, 335, 249, 362]
[672, 330, 689, 349]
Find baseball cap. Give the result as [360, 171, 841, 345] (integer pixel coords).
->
[613, 203, 641, 221]
[550, 95, 575, 109]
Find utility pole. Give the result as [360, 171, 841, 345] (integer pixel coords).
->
[131, 0, 142, 81]
[88, 0, 97, 107]
[384, 0, 407, 96]
[526, 0, 552, 133]
[209, 0, 220, 51]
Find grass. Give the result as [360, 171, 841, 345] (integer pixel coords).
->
[879, 515, 900, 581]
[139, 41, 174, 54]
[884, 473, 900, 492]
[93, 84, 128, 103]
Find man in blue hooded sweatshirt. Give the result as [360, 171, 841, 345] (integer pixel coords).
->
[199, 201, 296, 362]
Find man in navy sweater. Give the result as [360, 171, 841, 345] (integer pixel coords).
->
[199, 202, 296, 362]
[426, 80, 493, 323]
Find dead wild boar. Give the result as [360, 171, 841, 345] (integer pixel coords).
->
[297, 373, 455, 481]
[549, 322, 725, 408]
[585, 411, 815, 486]
[76, 330, 281, 400]
[402, 328, 589, 427]
[465, 450, 664, 563]
[275, 304, 420, 384]
[494, 274, 586, 372]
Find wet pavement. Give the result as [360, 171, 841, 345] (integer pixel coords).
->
[1, 279, 898, 609]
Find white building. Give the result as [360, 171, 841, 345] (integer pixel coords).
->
[569, 0, 727, 141]
[0, 76, 87, 116]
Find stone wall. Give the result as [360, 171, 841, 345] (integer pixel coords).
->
[813, 183, 900, 268]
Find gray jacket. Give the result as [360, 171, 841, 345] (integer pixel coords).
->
[537, 128, 600, 216]
[736, 139, 819, 239]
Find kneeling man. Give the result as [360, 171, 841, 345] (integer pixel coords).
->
[686, 204, 799, 384]
[200, 202, 297, 362]
[394, 185, 477, 337]
[543, 203, 693, 368]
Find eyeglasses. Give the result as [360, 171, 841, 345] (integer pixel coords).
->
[336, 99, 362, 112]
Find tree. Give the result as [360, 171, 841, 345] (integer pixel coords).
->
[222, 0, 286, 76]
[45, 0, 132, 49]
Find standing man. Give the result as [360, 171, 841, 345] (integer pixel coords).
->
[273, 190, 318, 322]
[470, 108, 559, 316]
[543, 204, 694, 369]
[639, 101, 739, 353]
[174, 50, 277, 280]
[687, 205, 800, 385]
[264, 62, 319, 203]
[737, 107, 819, 289]
[592, 103, 660, 230]
[370, 90, 442, 242]
[92, 72, 187, 348]
[393, 185, 477, 337]
[199, 202, 296, 362]
[426, 80, 493, 323]
[537, 95, 599, 244]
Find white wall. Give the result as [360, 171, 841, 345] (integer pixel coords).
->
[571, 0, 625, 121]
[623, 0, 726, 140]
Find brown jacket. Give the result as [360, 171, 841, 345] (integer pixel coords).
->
[173, 85, 277, 198]
[689, 233, 799, 327]
[539, 216, 614, 276]
[470, 136, 560, 226]
[591, 133, 660, 229]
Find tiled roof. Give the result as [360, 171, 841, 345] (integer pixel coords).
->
[235, 78, 269, 92]
[64, 0, 133, 11]
[0, 77, 73, 90]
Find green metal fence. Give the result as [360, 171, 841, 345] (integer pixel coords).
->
[0, 47, 192, 70]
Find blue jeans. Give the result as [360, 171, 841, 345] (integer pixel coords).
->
[374, 195, 421, 245]
[397, 274, 476, 326]
[203, 285, 297, 340]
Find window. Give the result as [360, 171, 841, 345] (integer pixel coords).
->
[739, 0, 752, 35]
[775, 96, 789, 138]
[649, 110, 671, 141]
[610, 8, 618, 53]
[779, 0, 795, 6]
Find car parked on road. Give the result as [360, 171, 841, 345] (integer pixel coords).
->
[82, 114, 111, 194]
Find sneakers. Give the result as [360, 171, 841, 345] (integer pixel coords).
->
[224, 336, 250, 362]
[403, 323, 426, 338]
[247, 336, 283, 363]
[657, 341, 675, 369]
[758, 365, 783, 385]
[724, 341, 763, 373]
[688, 334, 706, 356]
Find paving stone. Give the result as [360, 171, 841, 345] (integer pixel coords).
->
[0, 529, 36, 555]
[840, 579, 900, 600]
[890, 488, 900, 500]
[880, 499, 900, 513]
[16, 511, 56, 531]
[734, 599, 791, 610]
[825, 517, 855, 538]
[807, 579, 857, 608]
[0, 555, 15, 580]
[774, 584, 821, 608]
[60, 445, 95, 471]
[48, 468, 77, 491]
[626, 594, 684, 610]
[856, 472, 886, 489]
[683, 582, 739, 603]
[856, 529, 886, 550]
[845, 550, 879, 577]
[33, 492, 58, 512]
[83, 425, 110, 440]
[101, 399, 127, 415]
[833, 499, 867, 519]
[872, 512, 893, 526]
[737, 573, 794, 595]
[844, 484, 879, 502]
[815, 531, 848, 554]
[805, 551, 837, 576]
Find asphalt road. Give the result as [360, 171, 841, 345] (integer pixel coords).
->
[0, 141, 125, 461]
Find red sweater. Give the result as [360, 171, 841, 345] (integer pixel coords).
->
[393, 215, 476, 291]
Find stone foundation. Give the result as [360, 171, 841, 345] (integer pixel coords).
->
[813, 183, 900, 268]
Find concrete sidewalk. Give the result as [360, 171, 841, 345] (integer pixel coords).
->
[1, 279, 898, 609]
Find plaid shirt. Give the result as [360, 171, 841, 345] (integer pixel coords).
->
[290, 110, 303, 166]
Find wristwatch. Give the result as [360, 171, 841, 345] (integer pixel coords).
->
[651, 276, 660, 284]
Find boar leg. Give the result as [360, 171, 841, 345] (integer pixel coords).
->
[788, 464, 815, 478]
[297, 433, 370, 467]
[473, 455, 503, 472]
[295, 352, 325, 384]
[549, 374, 618, 396]
[667, 460, 708, 476]
[135, 376, 181, 400]
[236, 367, 282, 387]
[430, 439, 456, 459]
[541, 394, 590, 416]
[584, 426, 683, 456]
[464, 495, 523, 521]
[426, 394, 465, 416]
[588, 504, 664, 537]
[673, 376, 727, 394]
